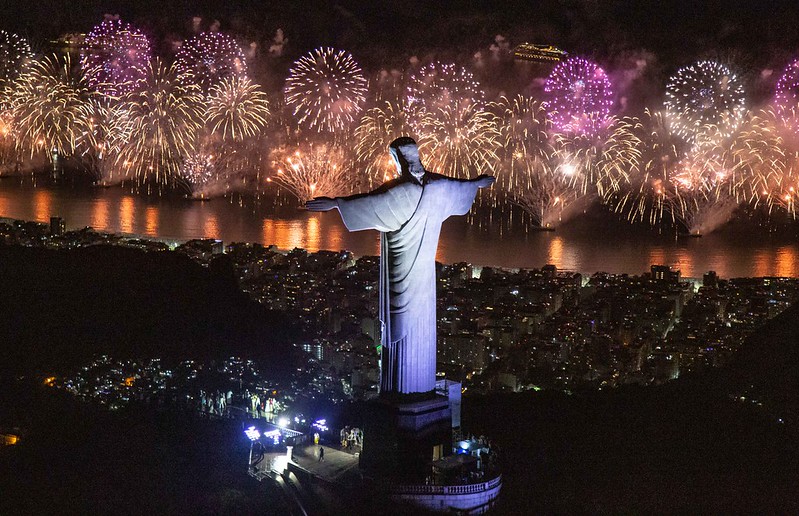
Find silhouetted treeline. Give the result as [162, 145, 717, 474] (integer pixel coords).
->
[0, 245, 300, 376]
[0, 377, 288, 514]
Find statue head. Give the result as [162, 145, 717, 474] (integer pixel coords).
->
[389, 136, 425, 183]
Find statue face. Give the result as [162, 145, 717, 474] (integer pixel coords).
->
[390, 143, 425, 182]
[389, 147, 404, 177]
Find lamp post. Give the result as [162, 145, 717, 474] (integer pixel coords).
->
[244, 426, 261, 470]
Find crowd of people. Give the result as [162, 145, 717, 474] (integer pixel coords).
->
[340, 426, 363, 450]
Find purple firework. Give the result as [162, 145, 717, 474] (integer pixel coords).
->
[775, 59, 799, 130]
[81, 19, 151, 96]
[175, 32, 247, 94]
[544, 57, 613, 134]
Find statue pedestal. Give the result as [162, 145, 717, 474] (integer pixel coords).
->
[360, 395, 452, 481]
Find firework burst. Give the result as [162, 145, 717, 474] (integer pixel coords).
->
[670, 145, 740, 235]
[284, 47, 367, 133]
[491, 95, 551, 187]
[81, 19, 151, 97]
[489, 95, 577, 227]
[544, 56, 613, 134]
[82, 99, 135, 183]
[664, 60, 746, 143]
[267, 144, 354, 202]
[9, 54, 94, 163]
[553, 114, 641, 199]
[354, 99, 412, 188]
[405, 62, 485, 116]
[180, 152, 221, 198]
[414, 102, 500, 179]
[612, 110, 682, 226]
[774, 59, 799, 134]
[205, 75, 270, 141]
[507, 150, 586, 228]
[0, 31, 32, 84]
[113, 59, 203, 185]
[403, 63, 498, 178]
[175, 32, 247, 94]
[733, 108, 798, 217]
[618, 110, 749, 235]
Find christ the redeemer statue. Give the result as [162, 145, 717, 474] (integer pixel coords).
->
[306, 137, 494, 396]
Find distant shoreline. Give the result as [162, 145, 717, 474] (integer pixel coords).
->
[0, 216, 777, 282]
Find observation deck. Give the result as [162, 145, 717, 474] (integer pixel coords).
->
[389, 474, 502, 514]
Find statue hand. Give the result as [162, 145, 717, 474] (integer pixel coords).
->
[305, 197, 337, 211]
[475, 175, 496, 188]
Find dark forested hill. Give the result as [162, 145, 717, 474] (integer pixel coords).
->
[0, 245, 300, 376]
[463, 303, 799, 513]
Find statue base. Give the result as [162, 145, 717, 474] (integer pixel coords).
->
[360, 394, 452, 481]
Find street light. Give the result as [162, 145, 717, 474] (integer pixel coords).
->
[245, 426, 261, 470]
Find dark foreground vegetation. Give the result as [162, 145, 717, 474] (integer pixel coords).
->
[0, 245, 300, 376]
[0, 379, 287, 515]
[464, 302, 799, 513]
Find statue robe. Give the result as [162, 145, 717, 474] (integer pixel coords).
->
[336, 173, 482, 394]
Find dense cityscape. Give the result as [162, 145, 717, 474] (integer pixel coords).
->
[4, 217, 795, 414]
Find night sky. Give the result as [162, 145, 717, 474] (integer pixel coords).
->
[0, 1, 796, 66]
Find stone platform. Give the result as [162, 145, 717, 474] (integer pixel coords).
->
[360, 395, 453, 480]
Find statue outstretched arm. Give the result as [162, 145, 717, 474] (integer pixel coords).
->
[443, 174, 495, 217]
[305, 197, 337, 211]
[306, 182, 421, 232]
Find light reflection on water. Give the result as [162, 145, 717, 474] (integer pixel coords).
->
[144, 205, 158, 237]
[119, 196, 135, 234]
[1, 179, 799, 278]
[33, 189, 51, 223]
[92, 198, 110, 230]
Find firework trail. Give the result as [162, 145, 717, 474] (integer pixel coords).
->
[414, 103, 500, 179]
[404, 63, 499, 179]
[354, 99, 412, 188]
[284, 47, 367, 134]
[180, 152, 219, 198]
[664, 60, 746, 143]
[0, 32, 32, 173]
[671, 143, 740, 235]
[267, 143, 354, 202]
[81, 19, 151, 97]
[612, 110, 682, 226]
[206, 76, 270, 142]
[544, 56, 613, 134]
[370, 68, 406, 104]
[552, 114, 641, 199]
[774, 59, 799, 133]
[175, 32, 247, 94]
[0, 108, 20, 174]
[82, 99, 135, 184]
[491, 95, 550, 188]
[617, 110, 750, 235]
[507, 150, 586, 228]
[0, 30, 32, 84]
[8, 54, 94, 165]
[113, 59, 203, 185]
[489, 95, 572, 227]
[733, 107, 797, 217]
